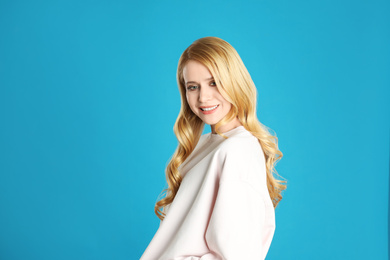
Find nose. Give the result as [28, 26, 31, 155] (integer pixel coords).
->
[198, 85, 212, 103]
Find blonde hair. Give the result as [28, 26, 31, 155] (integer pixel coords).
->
[155, 36, 286, 220]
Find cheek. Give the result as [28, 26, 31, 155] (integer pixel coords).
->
[186, 94, 197, 110]
[215, 88, 230, 104]
[223, 102, 232, 113]
[219, 95, 232, 112]
[217, 93, 230, 107]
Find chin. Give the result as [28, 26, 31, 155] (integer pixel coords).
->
[201, 119, 219, 126]
[196, 113, 222, 126]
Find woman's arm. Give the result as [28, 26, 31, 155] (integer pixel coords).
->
[204, 179, 271, 259]
[172, 138, 274, 260]
[172, 180, 271, 260]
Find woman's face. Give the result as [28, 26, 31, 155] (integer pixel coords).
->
[183, 60, 236, 133]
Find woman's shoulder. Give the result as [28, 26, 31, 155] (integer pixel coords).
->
[197, 126, 264, 160]
[218, 127, 263, 156]
[214, 127, 267, 186]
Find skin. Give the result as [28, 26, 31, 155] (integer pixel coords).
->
[183, 60, 242, 134]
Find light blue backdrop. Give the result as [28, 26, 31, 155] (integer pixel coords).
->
[0, 0, 389, 259]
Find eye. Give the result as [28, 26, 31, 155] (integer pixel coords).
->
[186, 85, 199, 91]
[210, 81, 217, 86]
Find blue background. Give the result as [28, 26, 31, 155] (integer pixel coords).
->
[0, 0, 389, 259]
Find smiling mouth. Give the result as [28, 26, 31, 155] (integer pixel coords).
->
[200, 105, 219, 111]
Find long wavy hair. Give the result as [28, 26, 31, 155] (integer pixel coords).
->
[155, 36, 286, 220]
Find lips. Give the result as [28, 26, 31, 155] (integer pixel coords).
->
[200, 105, 219, 111]
[199, 104, 219, 115]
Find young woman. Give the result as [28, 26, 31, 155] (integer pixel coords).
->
[140, 37, 286, 260]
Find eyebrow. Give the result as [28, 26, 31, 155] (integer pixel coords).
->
[185, 77, 214, 85]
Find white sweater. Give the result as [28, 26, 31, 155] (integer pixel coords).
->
[141, 126, 275, 260]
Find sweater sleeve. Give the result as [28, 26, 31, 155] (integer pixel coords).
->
[173, 185, 270, 260]
[172, 184, 271, 260]
[205, 137, 273, 259]
[171, 138, 275, 260]
[204, 180, 268, 259]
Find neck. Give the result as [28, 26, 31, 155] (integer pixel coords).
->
[211, 118, 242, 134]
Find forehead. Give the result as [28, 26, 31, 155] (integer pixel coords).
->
[182, 60, 212, 82]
